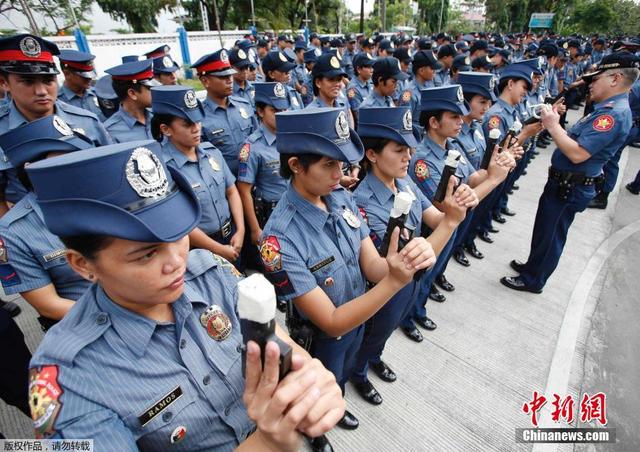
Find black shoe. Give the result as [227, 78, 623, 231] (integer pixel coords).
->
[512, 184, 519, 190]
[353, 380, 383, 405]
[453, 249, 470, 267]
[492, 213, 507, 224]
[337, 410, 359, 430]
[415, 316, 437, 331]
[277, 299, 287, 313]
[507, 189, 514, 195]
[478, 231, 494, 243]
[500, 207, 516, 216]
[401, 325, 424, 342]
[510, 259, 526, 273]
[0, 300, 21, 318]
[522, 170, 528, 175]
[569, 105, 580, 110]
[500, 276, 543, 294]
[435, 274, 455, 292]
[587, 192, 608, 209]
[428, 285, 446, 302]
[532, 150, 540, 155]
[464, 243, 484, 259]
[370, 360, 397, 382]
[488, 225, 500, 233]
[309, 435, 334, 452]
[630, 142, 640, 149]
[626, 183, 640, 195]
[537, 141, 548, 148]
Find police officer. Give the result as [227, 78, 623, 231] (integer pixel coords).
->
[343, 33, 357, 80]
[308, 53, 354, 125]
[229, 48, 255, 105]
[261, 51, 303, 110]
[56, 49, 103, 119]
[401, 50, 442, 132]
[259, 108, 434, 447]
[0, 34, 112, 207]
[103, 59, 156, 143]
[0, 116, 93, 331]
[26, 139, 343, 450]
[150, 85, 245, 266]
[435, 44, 457, 86]
[502, 52, 638, 293]
[346, 52, 375, 117]
[301, 49, 321, 106]
[292, 40, 308, 100]
[351, 107, 465, 404]
[151, 53, 180, 86]
[194, 49, 257, 176]
[237, 82, 290, 252]
[450, 54, 472, 82]
[360, 57, 407, 109]
[94, 74, 119, 119]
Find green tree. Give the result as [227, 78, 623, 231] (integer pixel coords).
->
[0, 0, 93, 35]
[96, 0, 177, 33]
[572, 1, 615, 34]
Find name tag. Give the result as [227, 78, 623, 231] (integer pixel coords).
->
[191, 183, 201, 189]
[42, 249, 66, 262]
[138, 386, 183, 427]
[210, 128, 224, 136]
[310, 256, 335, 273]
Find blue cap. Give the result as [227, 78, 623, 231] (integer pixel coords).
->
[0, 34, 60, 75]
[283, 48, 297, 63]
[151, 85, 204, 123]
[122, 55, 139, 63]
[372, 56, 409, 81]
[499, 62, 533, 89]
[294, 40, 307, 51]
[192, 49, 236, 76]
[237, 39, 256, 51]
[27, 140, 201, 243]
[106, 59, 155, 86]
[455, 40, 470, 52]
[420, 85, 470, 115]
[312, 53, 348, 79]
[304, 49, 321, 64]
[152, 55, 179, 73]
[519, 57, 544, 75]
[353, 52, 375, 68]
[276, 108, 363, 163]
[0, 115, 92, 168]
[357, 107, 418, 148]
[58, 49, 96, 79]
[229, 48, 251, 69]
[253, 82, 291, 110]
[452, 54, 471, 71]
[261, 51, 296, 74]
[94, 75, 119, 117]
[457, 72, 497, 101]
[144, 45, 171, 59]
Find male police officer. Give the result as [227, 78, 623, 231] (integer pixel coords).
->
[0, 34, 111, 207]
[502, 52, 638, 293]
[57, 49, 103, 119]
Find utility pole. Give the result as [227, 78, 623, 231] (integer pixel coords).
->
[438, 0, 445, 31]
[359, 0, 364, 33]
[381, 0, 386, 32]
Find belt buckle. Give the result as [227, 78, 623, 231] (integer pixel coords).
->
[221, 221, 232, 238]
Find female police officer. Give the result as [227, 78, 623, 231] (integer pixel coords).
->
[350, 107, 469, 405]
[150, 85, 246, 266]
[26, 139, 344, 451]
[0, 116, 93, 330]
[259, 108, 435, 436]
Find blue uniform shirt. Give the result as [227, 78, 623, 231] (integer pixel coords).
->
[103, 108, 154, 144]
[57, 85, 104, 121]
[342, 50, 355, 79]
[354, 173, 431, 249]
[434, 68, 450, 87]
[0, 192, 90, 300]
[402, 78, 437, 131]
[286, 85, 303, 111]
[29, 249, 253, 450]
[551, 93, 632, 176]
[232, 81, 255, 106]
[409, 135, 475, 201]
[162, 142, 235, 235]
[201, 96, 257, 176]
[0, 100, 112, 203]
[346, 77, 372, 111]
[306, 96, 353, 126]
[359, 90, 395, 109]
[451, 120, 486, 170]
[237, 125, 287, 203]
[261, 185, 369, 312]
[482, 97, 518, 142]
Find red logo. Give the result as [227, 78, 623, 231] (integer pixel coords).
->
[592, 115, 614, 132]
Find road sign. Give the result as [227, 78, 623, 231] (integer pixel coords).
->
[529, 13, 555, 29]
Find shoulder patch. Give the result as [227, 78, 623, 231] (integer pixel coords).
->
[212, 254, 243, 279]
[592, 114, 615, 132]
[0, 263, 20, 288]
[239, 143, 250, 163]
[414, 159, 430, 182]
[347, 88, 356, 99]
[401, 90, 412, 104]
[259, 236, 282, 272]
[488, 116, 501, 130]
[29, 365, 63, 439]
[358, 207, 369, 225]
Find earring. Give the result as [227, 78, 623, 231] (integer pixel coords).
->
[88, 273, 94, 280]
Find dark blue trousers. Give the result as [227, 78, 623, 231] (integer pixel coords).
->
[602, 126, 639, 193]
[312, 324, 364, 392]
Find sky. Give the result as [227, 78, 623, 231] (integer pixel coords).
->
[1, 0, 376, 35]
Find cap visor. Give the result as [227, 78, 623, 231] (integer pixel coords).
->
[270, 98, 291, 110]
[338, 129, 364, 163]
[141, 79, 161, 87]
[134, 167, 202, 242]
[393, 72, 409, 81]
[279, 62, 297, 72]
[77, 70, 97, 79]
[208, 68, 238, 76]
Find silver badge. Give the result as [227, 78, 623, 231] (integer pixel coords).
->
[248, 53, 256, 64]
[238, 49, 247, 59]
[20, 37, 41, 58]
[291, 96, 299, 107]
[93, 96, 100, 107]
[273, 82, 286, 98]
[342, 209, 361, 228]
[397, 60, 402, 71]
[489, 76, 496, 91]
[335, 111, 350, 140]
[72, 127, 85, 135]
[52, 116, 73, 136]
[126, 147, 169, 198]
[538, 56, 544, 68]
[457, 86, 464, 103]
[184, 90, 197, 109]
[464, 56, 471, 65]
[162, 56, 173, 68]
[220, 49, 229, 64]
[278, 52, 287, 62]
[314, 48, 322, 57]
[402, 110, 412, 131]
[164, 45, 170, 53]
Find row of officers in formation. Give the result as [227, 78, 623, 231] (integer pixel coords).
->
[0, 30, 638, 452]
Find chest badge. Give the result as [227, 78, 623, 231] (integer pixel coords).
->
[342, 208, 361, 228]
[201, 304, 232, 341]
[171, 425, 187, 443]
[324, 277, 334, 287]
[209, 157, 220, 171]
[239, 107, 249, 119]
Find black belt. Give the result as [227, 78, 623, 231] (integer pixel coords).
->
[254, 198, 278, 210]
[548, 167, 601, 186]
[208, 219, 232, 241]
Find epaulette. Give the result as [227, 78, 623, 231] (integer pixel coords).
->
[56, 100, 99, 121]
[185, 249, 218, 281]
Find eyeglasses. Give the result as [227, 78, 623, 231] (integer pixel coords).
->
[593, 72, 621, 82]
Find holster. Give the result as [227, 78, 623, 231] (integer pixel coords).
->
[285, 300, 315, 352]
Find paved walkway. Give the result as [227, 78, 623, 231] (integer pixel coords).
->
[2, 109, 639, 451]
